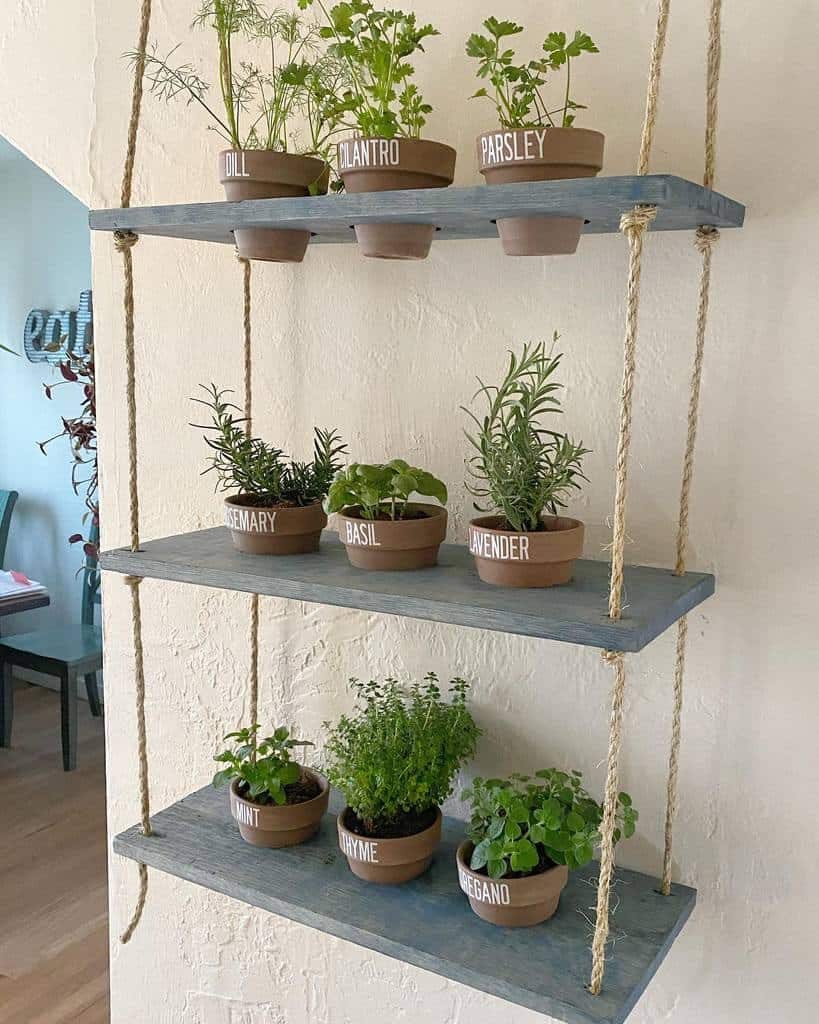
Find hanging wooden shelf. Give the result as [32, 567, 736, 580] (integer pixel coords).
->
[88, 174, 744, 246]
[114, 786, 695, 1024]
[99, 529, 714, 653]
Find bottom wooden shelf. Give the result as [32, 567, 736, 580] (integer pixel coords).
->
[114, 787, 696, 1024]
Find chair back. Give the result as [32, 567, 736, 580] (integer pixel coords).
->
[0, 490, 19, 569]
[81, 520, 101, 627]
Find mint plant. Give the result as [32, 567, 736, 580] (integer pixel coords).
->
[191, 384, 346, 505]
[325, 459, 447, 521]
[298, 0, 438, 138]
[213, 725, 313, 805]
[466, 18, 598, 129]
[463, 770, 637, 878]
[463, 339, 589, 533]
[324, 674, 481, 832]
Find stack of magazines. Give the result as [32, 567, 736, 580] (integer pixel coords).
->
[0, 570, 48, 609]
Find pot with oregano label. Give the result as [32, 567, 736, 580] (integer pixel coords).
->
[325, 459, 448, 570]
[463, 339, 589, 587]
[457, 770, 637, 927]
[466, 19, 603, 255]
[299, 0, 456, 259]
[132, 2, 348, 262]
[192, 384, 346, 555]
[213, 724, 330, 848]
[325, 674, 480, 883]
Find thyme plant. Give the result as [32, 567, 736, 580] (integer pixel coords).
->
[324, 674, 481, 832]
[213, 724, 312, 804]
[463, 339, 589, 533]
[325, 459, 447, 521]
[298, 0, 438, 138]
[191, 384, 346, 505]
[466, 18, 598, 129]
[464, 770, 637, 878]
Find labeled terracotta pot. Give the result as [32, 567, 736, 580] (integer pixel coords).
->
[219, 149, 328, 262]
[224, 496, 326, 555]
[229, 770, 329, 848]
[457, 841, 569, 927]
[337, 806, 442, 884]
[337, 137, 456, 259]
[477, 127, 605, 256]
[336, 503, 447, 570]
[468, 514, 584, 588]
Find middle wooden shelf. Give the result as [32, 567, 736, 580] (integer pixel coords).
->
[99, 528, 714, 653]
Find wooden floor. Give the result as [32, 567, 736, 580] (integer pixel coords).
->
[0, 682, 108, 1023]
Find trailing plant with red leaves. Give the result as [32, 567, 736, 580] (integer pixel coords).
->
[39, 345, 99, 562]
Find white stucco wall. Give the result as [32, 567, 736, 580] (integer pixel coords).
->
[9, 0, 819, 1021]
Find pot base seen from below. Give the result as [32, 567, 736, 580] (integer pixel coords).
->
[233, 227, 311, 263]
[353, 222, 436, 260]
[495, 215, 583, 257]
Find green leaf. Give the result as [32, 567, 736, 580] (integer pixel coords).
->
[212, 769, 233, 788]
[470, 839, 490, 870]
[487, 858, 506, 879]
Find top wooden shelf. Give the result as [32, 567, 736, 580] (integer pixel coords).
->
[89, 174, 744, 246]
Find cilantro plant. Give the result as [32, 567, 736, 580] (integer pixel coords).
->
[298, 0, 438, 138]
[463, 339, 589, 533]
[325, 459, 447, 521]
[191, 384, 346, 505]
[466, 18, 598, 129]
[464, 770, 637, 878]
[213, 724, 313, 805]
[324, 675, 481, 832]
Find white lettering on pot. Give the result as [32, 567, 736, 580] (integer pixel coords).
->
[340, 832, 379, 863]
[224, 151, 251, 178]
[481, 129, 550, 167]
[225, 507, 277, 533]
[458, 867, 511, 905]
[338, 138, 400, 171]
[345, 521, 381, 547]
[234, 801, 260, 827]
[469, 529, 531, 561]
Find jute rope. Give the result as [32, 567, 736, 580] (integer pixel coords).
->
[661, 0, 723, 897]
[116, 0, 154, 946]
[238, 254, 261, 739]
[590, 0, 672, 995]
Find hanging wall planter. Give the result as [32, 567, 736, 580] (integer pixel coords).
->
[214, 726, 330, 849]
[466, 20, 602, 255]
[325, 460, 448, 570]
[325, 674, 480, 884]
[458, 770, 637, 927]
[463, 341, 589, 588]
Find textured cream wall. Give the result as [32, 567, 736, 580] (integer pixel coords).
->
[21, 0, 818, 1021]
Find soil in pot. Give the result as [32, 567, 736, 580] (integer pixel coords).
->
[219, 149, 328, 262]
[337, 137, 456, 259]
[468, 514, 584, 587]
[477, 127, 604, 256]
[229, 769, 330, 848]
[337, 805, 442, 884]
[224, 495, 327, 555]
[457, 840, 569, 927]
[336, 503, 447, 570]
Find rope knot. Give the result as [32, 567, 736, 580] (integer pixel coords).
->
[694, 224, 720, 253]
[601, 649, 624, 666]
[123, 574, 143, 589]
[114, 229, 140, 253]
[619, 205, 657, 237]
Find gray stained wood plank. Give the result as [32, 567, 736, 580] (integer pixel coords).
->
[114, 786, 696, 1024]
[89, 174, 744, 245]
[99, 528, 715, 652]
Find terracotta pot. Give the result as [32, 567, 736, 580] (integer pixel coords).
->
[337, 807, 442, 884]
[336, 503, 447, 570]
[477, 127, 605, 256]
[229, 770, 329, 848]
[219, 149, 328, 262]
[457, 841, 568, 926]
[337, 137, 456, 260]
[224, 496, 326, 555]
[468, 514, 584, 588]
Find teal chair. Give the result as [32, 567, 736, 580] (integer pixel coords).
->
[0, 523, 102, 770]
[0, 490, 18, 569]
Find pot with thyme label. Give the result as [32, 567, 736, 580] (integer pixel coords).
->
[337, 805, 442, 884]
[477, 127, 604, 256]
[469, 514, 584, 587]
[224, 496, 327, 556]
[337, 137, 456, 260]
[457, 840, 568, 926]
[219, 150, 329, 263]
